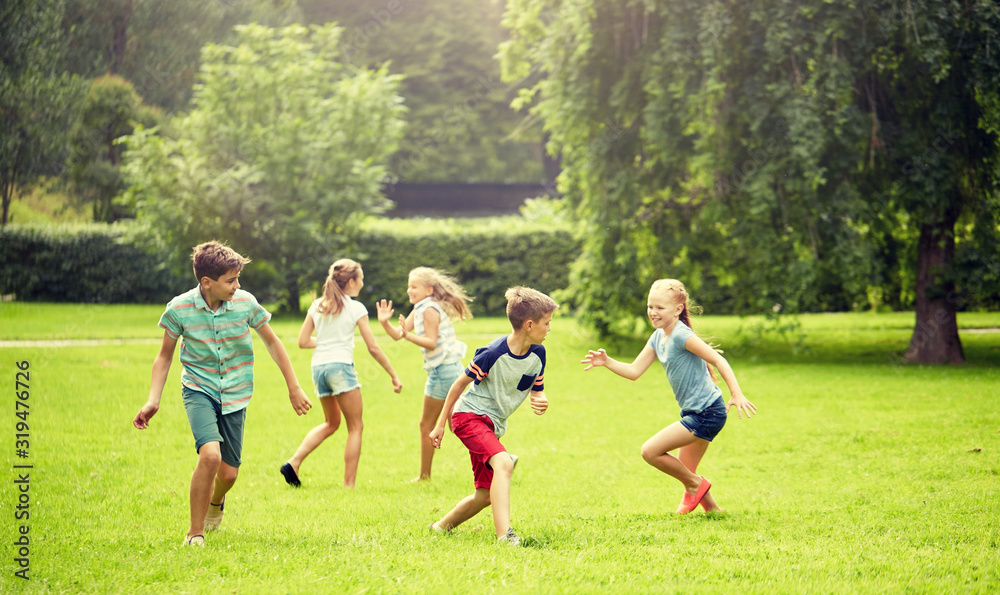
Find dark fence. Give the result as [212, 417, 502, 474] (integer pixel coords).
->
[383, 182, 552, 217]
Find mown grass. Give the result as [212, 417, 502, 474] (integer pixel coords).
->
[1, 304, 998, 593]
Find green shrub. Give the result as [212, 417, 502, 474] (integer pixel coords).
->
[1, 218, 581, 313]
[348, 217, 579, 317]
[0, 222, 185, 303]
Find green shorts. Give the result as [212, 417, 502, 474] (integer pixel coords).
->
[182, 387, 246, 468]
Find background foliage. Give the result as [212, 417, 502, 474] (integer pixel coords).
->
[0, 217, 578, 317]
[120, 23, 407, 314]
[1, 0, 85, 225]
[355, 216, 577, 317]
[298, 0, 545, 184]
[66, 75, 160, 222]
[499, 0, 1000, 357]
[0, 222, 181, 303]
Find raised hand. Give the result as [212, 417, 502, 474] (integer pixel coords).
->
[376, 299, 394, 324]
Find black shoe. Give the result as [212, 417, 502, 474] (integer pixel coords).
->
[280, 462, 301, 487]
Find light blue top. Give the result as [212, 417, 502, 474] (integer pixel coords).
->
[647, 321, 721, 413]
[412, 297, 466, 371]
[454, 336, 545, 437]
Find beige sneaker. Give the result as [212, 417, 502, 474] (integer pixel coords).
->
[497, 527, 521, 547]
[204, 498, 224, 531]
[183, 534, 205, 547]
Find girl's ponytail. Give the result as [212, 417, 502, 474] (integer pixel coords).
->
[318, 259, 361, 316]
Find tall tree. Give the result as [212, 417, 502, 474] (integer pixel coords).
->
[500, 0, 1000, 363]
[61, 0, 302, 112]
[1, 0, 84, 225]
[66, 75, 158, 222]
[299, 0, 543, 183]
[121, 23, 406, 313]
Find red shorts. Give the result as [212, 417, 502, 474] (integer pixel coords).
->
[451, 412, 506, 489]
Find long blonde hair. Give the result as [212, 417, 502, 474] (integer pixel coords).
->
[650, 279, 720, 381]
[318, 259, 361, 316]
[409, 267, 474, 321]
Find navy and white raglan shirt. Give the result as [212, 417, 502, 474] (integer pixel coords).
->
[453, 336, 546, 437]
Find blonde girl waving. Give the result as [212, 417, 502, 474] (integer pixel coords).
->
[376, 267, 473, 481]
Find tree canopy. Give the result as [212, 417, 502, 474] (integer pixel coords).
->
[500, 0, 1000, 363]
[121, 23, 406, 313]
[66, 75, 159, 222]
[299, 0, 545, 183]
[1, 0, 84, 225]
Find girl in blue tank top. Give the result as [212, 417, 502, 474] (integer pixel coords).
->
[377, 267, 473, 482]
[581, 279, 757, 514]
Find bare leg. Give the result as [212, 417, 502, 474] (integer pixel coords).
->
[437, 488, 491, 531]
[415, 396, 446, 481]
[188, 442, 222, 538]
[677, 439, 722, 512]
[286, 395, 342, 476]
[336, 388, 364, 488]
[488, 452, 515, 538]
[640, 422, 704, 494]
[212, 461, 239, 505]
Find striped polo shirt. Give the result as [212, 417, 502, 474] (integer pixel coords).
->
[159, 287, 271, 414]
[412, 297, 466, 371]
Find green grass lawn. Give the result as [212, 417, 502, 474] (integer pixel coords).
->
[2, 304, 999, 593]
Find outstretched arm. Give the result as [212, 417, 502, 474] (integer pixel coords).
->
[358, 316, 403, 393]
[430, 374, 473, 449]
[581, 345, 657, 380]
[684, 335, 757, 419]
[257, 322, 312, 415]
[134, 332, 178, 429]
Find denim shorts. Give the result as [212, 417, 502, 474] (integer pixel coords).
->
[424, 361, 464, 400]
[182, 387, 246, 467]
[312, 362, 361, 398]
[679, 397, 728, 442]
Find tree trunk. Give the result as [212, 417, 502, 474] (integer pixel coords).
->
[904, 206, 965, 364]
[541, 131, 561, 195]
[286, 274, 301, 316]
[2, 182, 10, 226]
[109, 0, 133, 75]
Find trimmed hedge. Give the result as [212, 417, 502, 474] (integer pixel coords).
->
[0, 222, 185, 303]
[1, 218, 580, 315]
[350, 217, 578, 317]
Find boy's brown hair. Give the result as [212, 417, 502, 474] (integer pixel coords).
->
[192, 241, 251, 281]
[504, 286, 558, 330]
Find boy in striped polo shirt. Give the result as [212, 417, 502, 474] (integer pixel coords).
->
[428, 287, 558, 546]
[133, 241, 312, 547]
